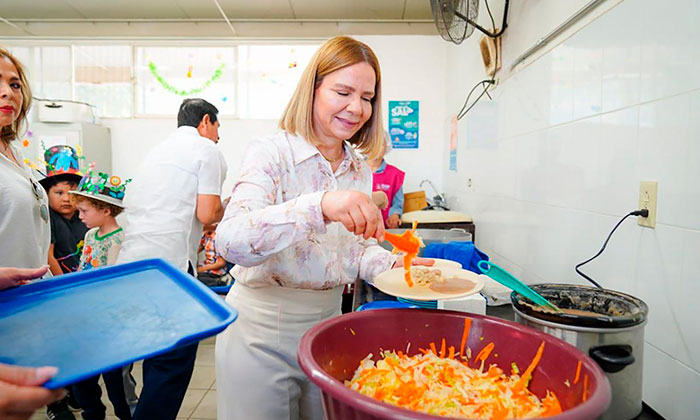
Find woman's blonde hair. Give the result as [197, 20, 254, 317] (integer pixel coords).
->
[279, 36, 384, 160]
[0, 47, 32, 146]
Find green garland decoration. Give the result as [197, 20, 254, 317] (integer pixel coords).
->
[148, 61, 225, 96]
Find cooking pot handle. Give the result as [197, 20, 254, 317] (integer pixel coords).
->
[448, 228, 467, 233]
[589, 345, 635, 373]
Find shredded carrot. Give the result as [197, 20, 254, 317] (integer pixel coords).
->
[383, 220, 423, 287]
[347, 343, 562, 419]
[542, 391, 563, 416]
[491, 401, 509, 420]
[475, 342, 495, 363]
[346, 322, 564, 419]
[573, 360, 582, 384]
[582, 374, 589, 402]
[515, 341, 545, 390]
[460, 318, 472, 358]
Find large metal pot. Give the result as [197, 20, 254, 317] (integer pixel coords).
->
[379, 228, 472, 256]
[511, 284, 648, 420]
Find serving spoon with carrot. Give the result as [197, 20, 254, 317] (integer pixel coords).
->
[383, 221, 425, 287]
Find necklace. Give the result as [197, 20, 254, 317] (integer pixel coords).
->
[322, 149, 345, 163]
[0, 142, 49, 223]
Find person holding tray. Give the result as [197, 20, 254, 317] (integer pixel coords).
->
[0, 47, 68, 420]
[214, 36, 431, 420]
[0, 47, 50, 276]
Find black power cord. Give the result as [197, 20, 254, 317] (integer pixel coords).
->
[457, 79, 494, 120]
[456, 0, 499, 121]
[575, 209, 649, 288]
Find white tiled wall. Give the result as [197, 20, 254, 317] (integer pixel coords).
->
[442, 0, 700, 417]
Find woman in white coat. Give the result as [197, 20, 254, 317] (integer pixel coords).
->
[0, 47, 66, 420]
[214, 36, 431, 420]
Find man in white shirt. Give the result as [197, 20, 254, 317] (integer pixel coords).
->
[117, 98, 227, 420]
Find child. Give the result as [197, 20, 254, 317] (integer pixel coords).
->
[197, 223, 229, 286]
[38, 145, 86, 420]
[366, 131, 405, 228]
[38, 145, 88, 276]
[69, 169, 135, 420]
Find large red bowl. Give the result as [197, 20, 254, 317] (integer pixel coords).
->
[298, 309, 610, 420]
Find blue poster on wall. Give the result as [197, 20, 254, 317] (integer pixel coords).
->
[388, 100, 419, 149]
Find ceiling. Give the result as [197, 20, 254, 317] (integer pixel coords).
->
[0, 0, 438, 38]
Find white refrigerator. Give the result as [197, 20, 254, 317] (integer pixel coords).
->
[23, 122, 112, 175]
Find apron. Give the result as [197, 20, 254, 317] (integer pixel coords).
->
[215, 282, 343, 420]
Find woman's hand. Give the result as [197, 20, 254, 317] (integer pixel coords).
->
[321, 191, 385, 241]
[0, 266, 48, 291]
[0, 364, 66, 420]
[392, 256, 435, 269]
[386, 214, 401, 229]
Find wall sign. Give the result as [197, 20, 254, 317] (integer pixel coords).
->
[388, 100, 419, 149]
[449, 115, 458, 172]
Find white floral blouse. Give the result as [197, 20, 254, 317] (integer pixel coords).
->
[215, 131, 395, 290]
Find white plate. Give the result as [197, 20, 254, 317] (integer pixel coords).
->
[424, 258, 462, 269]
[374, 266, 485, 301]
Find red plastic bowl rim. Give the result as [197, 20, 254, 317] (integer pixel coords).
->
[298, 309, 612, 420]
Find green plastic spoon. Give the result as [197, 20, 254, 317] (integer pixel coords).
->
[477, 260, 561, 312]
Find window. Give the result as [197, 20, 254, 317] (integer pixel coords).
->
[135, 46, 236, 116]
[7, 42, 321, 119]
[237, 44, 318, 119]
[6, 46, 31, 75]
[73, 45, 133, 118]
[39, 46, 73, 100]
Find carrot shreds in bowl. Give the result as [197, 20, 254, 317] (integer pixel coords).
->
[573, 360, 582, 385]
[346, 338, 562, 419]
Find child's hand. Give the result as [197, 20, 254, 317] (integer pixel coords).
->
[0, 266, 48, 291]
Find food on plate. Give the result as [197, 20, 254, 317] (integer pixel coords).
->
[411, 267, 477, 295]
[412, 267, 443, 286]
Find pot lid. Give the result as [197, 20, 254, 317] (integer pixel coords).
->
[511, 283, 648, 328]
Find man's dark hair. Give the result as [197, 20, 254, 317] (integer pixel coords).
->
[177, 98, 219, 128]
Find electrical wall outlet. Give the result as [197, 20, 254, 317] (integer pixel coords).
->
[638, 181, 658, 228]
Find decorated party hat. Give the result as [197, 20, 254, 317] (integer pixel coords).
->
[37, 144, 84, 189]
[69, 165, 131, 208]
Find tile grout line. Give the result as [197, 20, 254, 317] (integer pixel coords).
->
[186, 390, 208, 420]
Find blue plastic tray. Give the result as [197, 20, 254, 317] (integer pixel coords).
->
[0, 259, 237, 389]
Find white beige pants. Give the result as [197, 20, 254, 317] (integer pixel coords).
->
[215, 282, 343, 420]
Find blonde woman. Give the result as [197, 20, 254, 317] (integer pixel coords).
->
[214, 36, 432, 419]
